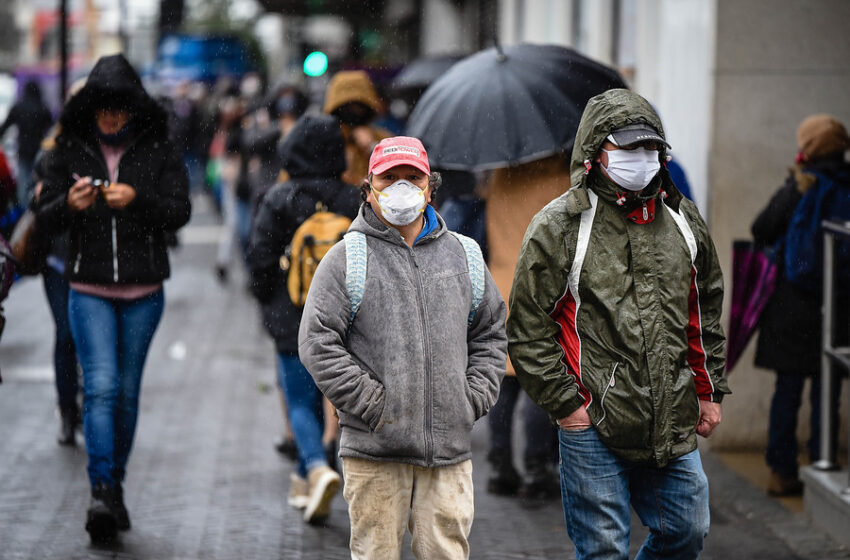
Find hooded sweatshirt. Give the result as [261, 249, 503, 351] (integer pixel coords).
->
[298, 204, 507, 467]
[246, 114, 361, 354]
[35, 54, 190, 285]
[507, 89, 730, 467]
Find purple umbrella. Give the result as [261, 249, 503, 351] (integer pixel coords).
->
[726, 240, 779, 372]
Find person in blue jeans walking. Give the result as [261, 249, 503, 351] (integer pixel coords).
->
[507, 89, 730, 559]
[246, 114, 360, 524]
[36, 54, 190, 543]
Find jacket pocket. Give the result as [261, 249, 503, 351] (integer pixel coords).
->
[595, 362, 619, 427]
[590, 361, 652, 451]
[670, 366, 700, 440]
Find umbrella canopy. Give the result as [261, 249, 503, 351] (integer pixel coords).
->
[726, 240, 779, 372]
[392, 54, 464, 92]
[405, 43, 626, 171]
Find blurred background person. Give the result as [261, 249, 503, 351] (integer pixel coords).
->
[752, 114, 850, 497]
[167, 81, 204, 195]
[323, 70, 393, 186]
[35, 54, 191, 543]
[29, 77, 89, 447]
[209, 84, 246, 283]
[0, 80, 53, 207]
[247, 114, 359, 523]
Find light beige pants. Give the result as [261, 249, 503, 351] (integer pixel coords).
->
[341, 457, 474, 560]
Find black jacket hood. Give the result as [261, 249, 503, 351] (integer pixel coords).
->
[59, 54, 168, 141]
[278, 114, 346, 179]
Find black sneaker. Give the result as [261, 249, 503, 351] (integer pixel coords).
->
[57, 411, 77, 446]
[86, 484, 118, 543]
[111, 483, 131, 531]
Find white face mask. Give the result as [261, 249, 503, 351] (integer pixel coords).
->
[371, 179, 427, 226]
[602, 148, 661, 192]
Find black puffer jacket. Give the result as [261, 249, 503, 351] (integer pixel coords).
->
[752, 158, 850, 374]
[247, 114, 360, 354]
[36, 54, 191, 284]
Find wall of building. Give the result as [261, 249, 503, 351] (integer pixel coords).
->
[633, 0, 716, 215]
[708, 0, 850, 450]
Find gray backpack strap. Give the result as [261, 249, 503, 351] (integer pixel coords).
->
[344, 231, 368, 328]
[450, 232, 486, 327]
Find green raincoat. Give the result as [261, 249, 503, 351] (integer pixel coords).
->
[507, 89, 730, 467]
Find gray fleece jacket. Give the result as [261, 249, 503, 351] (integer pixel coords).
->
[298, 204, 507, 467]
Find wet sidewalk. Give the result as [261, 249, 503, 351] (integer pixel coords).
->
[0, 198, 847, 559]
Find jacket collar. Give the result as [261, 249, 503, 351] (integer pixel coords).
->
[350, 203, 447, 246]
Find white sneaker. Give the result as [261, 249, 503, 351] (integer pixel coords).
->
[303, 465, 341, 524]
[288, 473, 309, 510]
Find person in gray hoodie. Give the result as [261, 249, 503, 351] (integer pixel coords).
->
[298, 136, 507, 559]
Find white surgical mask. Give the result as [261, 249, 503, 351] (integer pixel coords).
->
[371, 179, 427, 226]
[602, 148, 661, 192]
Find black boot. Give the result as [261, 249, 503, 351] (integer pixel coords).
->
[111, 482, 131, 530]
[486, 451, 521, 496]
[86, 483, 118, 543]
[519, 458, 560, 501]
[274, 436, 298, 462]
[57, 407, 79, 446]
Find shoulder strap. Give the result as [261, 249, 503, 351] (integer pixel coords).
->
[450, 231, 486, 326]
[343, 230, 486, 329]
[343, 231, 367, 328]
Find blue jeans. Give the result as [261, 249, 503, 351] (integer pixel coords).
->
[68, 289, 164, 487]
[558, 427, 709, 560]
[767, 371, 843, 477]
[42, 267, 78, 412]
[488, 376, 557, 466]
[277, 353, 326, 477]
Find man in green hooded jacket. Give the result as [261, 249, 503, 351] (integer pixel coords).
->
[507, 89, 730, 559]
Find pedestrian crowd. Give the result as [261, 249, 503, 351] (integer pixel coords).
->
[0, 46, 846, 560]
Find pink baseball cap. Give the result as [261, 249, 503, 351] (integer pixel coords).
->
[368, 136, 431, 176]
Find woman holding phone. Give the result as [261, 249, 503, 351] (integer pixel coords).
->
[36, 54, 191, 543]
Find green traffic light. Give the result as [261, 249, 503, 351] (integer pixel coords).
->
[303, 51, 328, 77]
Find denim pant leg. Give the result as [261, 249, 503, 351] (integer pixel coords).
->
[277, 353, 325, 478]
[69, 290, 121, 487]
[488, 376, 519, 458]
[558, 427, 631, 560]
[43, 268, 78, 412]
[630, 450, 710, 560]
[522, 391, 558, 466]
[766, 373, 805, 477]
[112, 291, 164, 483]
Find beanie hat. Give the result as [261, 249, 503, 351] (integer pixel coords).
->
[323, 70, 382, 115]
[796, 114, 850, 161]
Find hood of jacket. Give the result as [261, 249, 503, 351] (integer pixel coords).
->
[279, 114, 347, 179]
[323, 70, 382, 115]
[569, 88, 680, 210]
[59, 54, 168, 143]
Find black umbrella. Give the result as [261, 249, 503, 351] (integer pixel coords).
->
[392, 54, 464, 92]
[405, 43, 627, 171]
